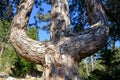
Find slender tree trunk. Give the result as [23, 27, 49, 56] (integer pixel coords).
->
[0, 43, 5, 56]
[10, 0, 109, 80]
[85, 62, 89, 76]
[90, 56, 94, 71]
[0, 46, 4, 56]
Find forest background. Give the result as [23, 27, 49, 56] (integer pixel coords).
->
[0, 0, 120, 80]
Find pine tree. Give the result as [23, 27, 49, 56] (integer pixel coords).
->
[10, 0, 109, 79]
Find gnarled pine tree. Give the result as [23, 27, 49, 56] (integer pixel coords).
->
[10, 0, 109, 80]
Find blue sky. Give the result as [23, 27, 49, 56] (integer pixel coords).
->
[29, 2, 51, 41]
[115, 41, 120, 47]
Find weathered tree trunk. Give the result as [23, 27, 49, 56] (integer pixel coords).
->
[44, 0, 81, 79]
[50, 0, 70, 42]
[10, 0, 109, 80]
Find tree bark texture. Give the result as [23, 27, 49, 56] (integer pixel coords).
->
[85, 0, 107, 25]
[10, 0, 109, 80]
[50, 0, 70, 43]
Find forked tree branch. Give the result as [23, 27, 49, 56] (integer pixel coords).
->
[10, 0, 109, 64]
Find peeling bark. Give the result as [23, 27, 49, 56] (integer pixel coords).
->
[10, 0, 109, 80]
[50, 0, 70, 43]
[43, 54, 81, 80]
